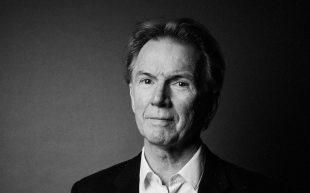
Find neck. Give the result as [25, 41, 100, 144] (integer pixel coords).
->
[143, 138, 202, 185]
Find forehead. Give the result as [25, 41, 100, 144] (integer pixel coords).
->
[132, 38, 199, 76]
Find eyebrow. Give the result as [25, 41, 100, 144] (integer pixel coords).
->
[135, 71, 156, 80]
[135, 70, 194, 81]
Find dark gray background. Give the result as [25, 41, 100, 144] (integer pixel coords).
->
[0, 0, 308, 193]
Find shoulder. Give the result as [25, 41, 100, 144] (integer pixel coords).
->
[71, 154, 141, 193]
[218, 159, 289, 193]
[73, 160, 128, 187]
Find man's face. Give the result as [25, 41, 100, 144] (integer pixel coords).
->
[129, 38, 201, 148]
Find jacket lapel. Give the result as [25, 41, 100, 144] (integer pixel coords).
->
[113, 153, 141, 193]
[198, 148, 231, 193]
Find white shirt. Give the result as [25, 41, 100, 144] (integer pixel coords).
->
[139, 146, 205, 193]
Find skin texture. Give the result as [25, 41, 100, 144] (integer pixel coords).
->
[129, 37, 203, 184]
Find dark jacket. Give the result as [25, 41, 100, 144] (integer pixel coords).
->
[71, 149, 287, 193]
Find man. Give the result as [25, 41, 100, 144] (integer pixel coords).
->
[71, 18, 286, 193]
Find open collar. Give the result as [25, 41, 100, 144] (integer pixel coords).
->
[112, 146, 231, 193]
[139, 146, 205, 191]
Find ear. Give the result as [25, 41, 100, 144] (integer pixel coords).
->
[129, 83, 135, 113]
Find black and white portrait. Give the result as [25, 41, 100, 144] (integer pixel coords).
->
[0, 1, 307, 193]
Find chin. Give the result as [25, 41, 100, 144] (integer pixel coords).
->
[145, 131, 179, 147]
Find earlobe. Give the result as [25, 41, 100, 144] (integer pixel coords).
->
[129, 83, 135, 113]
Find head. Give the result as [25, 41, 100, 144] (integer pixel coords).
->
[124, 18, 225, 148]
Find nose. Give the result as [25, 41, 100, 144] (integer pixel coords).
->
[151, 82, 172, 107]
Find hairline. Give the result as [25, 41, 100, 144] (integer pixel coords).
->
[128, 36, 203, 85]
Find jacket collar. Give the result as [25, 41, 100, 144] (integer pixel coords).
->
[198, 146, 231, 193]
[113, 147, 231, 193]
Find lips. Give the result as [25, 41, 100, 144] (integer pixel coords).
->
[144, 111, 174, 123]
[145, 116, 174, 127]
[145, 116, 173, 121]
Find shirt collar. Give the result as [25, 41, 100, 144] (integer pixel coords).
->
[139, 147, 154, 187]
[177, 145, 205, 189]
[139, 145, 205, 190]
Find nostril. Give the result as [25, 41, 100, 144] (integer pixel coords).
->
[151, 94, 165, 106]
[151, 94, 172, 107]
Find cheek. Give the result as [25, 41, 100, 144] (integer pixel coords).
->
[133, 90, 151, 114]
[174, 95, 196, 123]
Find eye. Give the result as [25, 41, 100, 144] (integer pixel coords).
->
[139, 78, 153, 85]
[175, 81, 189, 87]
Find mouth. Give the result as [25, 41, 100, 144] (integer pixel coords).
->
[146, 117, 174, 126]
[147, 117, 173, 121]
